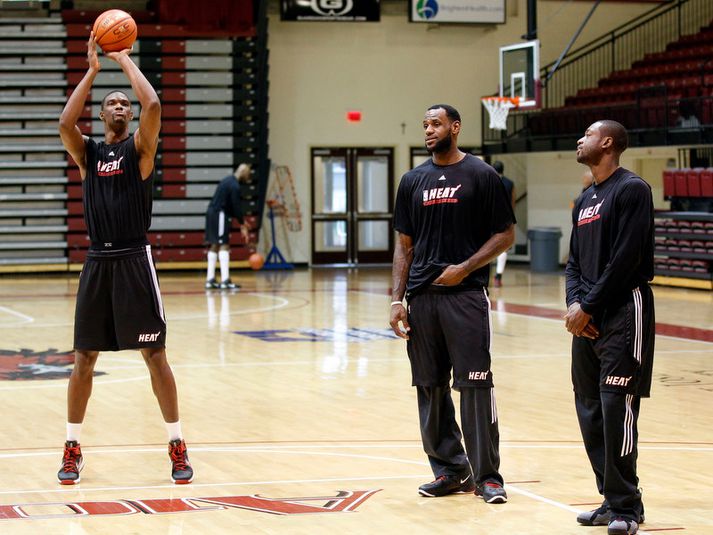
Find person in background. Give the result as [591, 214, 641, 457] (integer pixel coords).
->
[204, 164, 251, 290]
[492, 161, 515, 288]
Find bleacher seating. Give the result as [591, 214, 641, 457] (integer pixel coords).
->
[663, 168, 713, 199]
[561, 20, 713, 120]
[525, 16, 713, 139]
[0, 6, 269, 269]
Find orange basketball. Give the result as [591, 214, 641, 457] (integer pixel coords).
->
[248, 253, 264, 271]
[93, 9, 137, 52]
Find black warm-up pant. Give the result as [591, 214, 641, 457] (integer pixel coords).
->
[571, 285, 654, 523]
[575, 392, 643, 521]
[416, 385, 503, 486]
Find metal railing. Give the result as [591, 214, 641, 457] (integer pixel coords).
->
[541, 0, 713, 109]
[482, 0, 713, 146]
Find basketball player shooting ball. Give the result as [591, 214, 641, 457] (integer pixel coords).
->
[56, 26, 193, 485]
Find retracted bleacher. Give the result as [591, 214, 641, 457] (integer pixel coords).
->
[0, 4, 269, 271]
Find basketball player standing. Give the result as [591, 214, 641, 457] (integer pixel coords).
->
[565, 120, 654, 535]
[389, 104, 515, 503]
[56, 33, 193, 484]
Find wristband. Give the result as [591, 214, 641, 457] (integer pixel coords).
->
[391, 301, 404, 306]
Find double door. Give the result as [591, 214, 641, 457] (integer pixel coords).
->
[311, 147, 394, 265]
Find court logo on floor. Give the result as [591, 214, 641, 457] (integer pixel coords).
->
[0, 490, 380, 520]
[234, 328, 399, 342]
[0, 348, 106, 381]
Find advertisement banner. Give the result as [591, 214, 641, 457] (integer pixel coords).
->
[410, 0, 506, 24]
[281, 0, 381, 22]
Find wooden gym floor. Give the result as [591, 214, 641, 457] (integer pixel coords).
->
[0, 265, 711, 534]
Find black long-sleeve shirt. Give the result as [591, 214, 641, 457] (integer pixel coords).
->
[565, 167, 654, 316]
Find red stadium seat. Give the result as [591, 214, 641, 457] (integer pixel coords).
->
[674, 169, 688, 196]
[686, 168, 703, 197]
[701, 168, 713, 197]
[663, 169, 675, 199]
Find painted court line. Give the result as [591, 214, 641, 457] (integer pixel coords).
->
[0, 305, 34, 325]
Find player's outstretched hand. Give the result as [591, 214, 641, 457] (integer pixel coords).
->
[104, 47, 134, 62]
[389, 303, 410, 340]
[87, 32, 100, 71]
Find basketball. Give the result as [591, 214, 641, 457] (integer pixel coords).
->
[248, 252, 264, 271]
[92, 9, 137, 52]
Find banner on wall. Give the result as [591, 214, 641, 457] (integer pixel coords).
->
[281, 0, 381, 22]
[409, 0, 506, 24]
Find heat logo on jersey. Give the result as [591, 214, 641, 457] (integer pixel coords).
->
[422, 184, 461, 206]
[97, 156, 124, 177]
[577, 199, 605, 226]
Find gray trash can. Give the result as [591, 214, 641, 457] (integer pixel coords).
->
[527, 227, 563, 272]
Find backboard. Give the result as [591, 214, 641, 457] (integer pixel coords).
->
[499, 40, 540, 108]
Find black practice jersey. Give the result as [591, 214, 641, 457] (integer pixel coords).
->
[565, 167, 654, 316]
[394, 153, 516, 293]
[82, 136, 153, 247]
[208, 176, 243, 221]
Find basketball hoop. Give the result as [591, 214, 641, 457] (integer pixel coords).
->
[481, 96, 519, 131]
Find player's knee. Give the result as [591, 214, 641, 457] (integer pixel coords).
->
[141, 347, 167, 367]
[73, 350, 98, 374]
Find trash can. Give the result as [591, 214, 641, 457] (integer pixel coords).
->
[527, 227, 563, 272]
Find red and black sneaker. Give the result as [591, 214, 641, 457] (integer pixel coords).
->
[57, 440, 84, 485]
[476, 480, 508, 503]
[168, 439, 194, 484]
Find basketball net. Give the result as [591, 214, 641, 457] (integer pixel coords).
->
[481, 96, 519, 130]
[266, 165, 302, 232]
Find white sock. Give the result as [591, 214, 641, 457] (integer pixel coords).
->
[496, 251, 507, 275]
[66, 422, 82, 443]
[219, 250, 230, 282]
[207, 251, 218, 281]
[165, 420, 183, 442]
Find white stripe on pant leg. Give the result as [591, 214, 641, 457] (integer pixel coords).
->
[621, 394, 634, 457]
[144, 245, 165, 322]
[483, 289, 496, 423]
[483, 288, 492, 354]
[490, 388, 498, 424]
[218, 211, 225, 238]
[633, 288, 642, 364]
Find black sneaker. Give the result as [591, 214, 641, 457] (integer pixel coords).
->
[57, 440, 84, 485]
[219, 279, 240, 290]
[608, 517, 639, 535]
[577, 504, 611, 526]
[169, 439, 193, 484]
[475, 481, 508, 503]
[205, 278, 219, 289]
[418, 474, 475, 497]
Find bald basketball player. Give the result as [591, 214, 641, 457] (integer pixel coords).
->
[565, 120, 654, 535]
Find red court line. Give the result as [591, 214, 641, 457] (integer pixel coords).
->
[494, 301, 713, 343]
[1, 289, 712, 343]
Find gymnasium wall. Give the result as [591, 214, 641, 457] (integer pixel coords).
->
[266, 0, 656, 263]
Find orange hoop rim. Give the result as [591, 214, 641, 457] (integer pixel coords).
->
[481, 96, 520, 106]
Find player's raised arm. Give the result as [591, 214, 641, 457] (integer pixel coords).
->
[58, 33, 100, 179]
